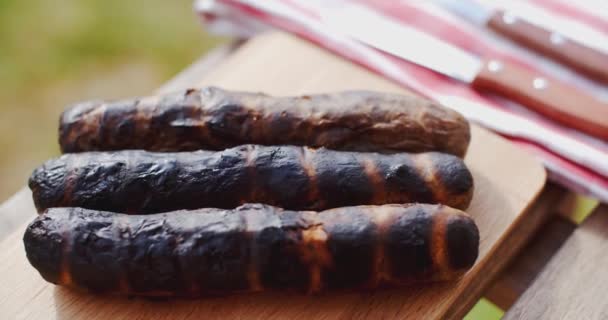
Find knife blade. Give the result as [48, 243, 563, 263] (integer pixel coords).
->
[435, 0, 608, 84]
[324, 4, 608, 141]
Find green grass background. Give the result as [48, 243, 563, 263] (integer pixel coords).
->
[0, 0, 224, 200]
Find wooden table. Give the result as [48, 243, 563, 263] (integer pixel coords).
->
[0, 32, 605, 319]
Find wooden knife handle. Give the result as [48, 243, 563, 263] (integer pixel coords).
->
[472, 58, 608, 140]
[488, 10, 608, 84]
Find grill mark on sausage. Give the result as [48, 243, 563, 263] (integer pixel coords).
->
[242, 209, 264, 292]
[116, 214, 131, 294]
[385, 206, 434, 282]
[314, 149, 374, 208]
[413, 153, 446, 205]
[361, 157, 386, 205]
[59, 213, 73, 287]
[90, 103, 106, 151]
[244, 145, 259, 205]
[30, 147, 474, 214]
[446, 214, 480, 271]
[59, 87, 471, 157]
[367, 205, 397, 288]
[432, 153, 475, 210]
[24, 204, 479, 296]
[59, 154, 79, 208]
[430, 208, 450, 281]
[383, 154, 435, 205]
[300, 147, 322, 209]
[299, 223, 331, 294]
[135, 96, 155, 149]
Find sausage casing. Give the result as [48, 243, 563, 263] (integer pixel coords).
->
[23, 203, 479, 296]
[59, 87, 471, 157]
[29, 145, 474, 213]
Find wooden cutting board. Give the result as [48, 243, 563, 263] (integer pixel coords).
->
[0, 33, 546, 320]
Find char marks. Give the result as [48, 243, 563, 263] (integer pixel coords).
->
[24, 204, 478, 296]
[314, 148, 374, 208]
[385, 206, 434, 280]
[255, 209, 311, 291]
[101, 100, 137, 149]
[445, 214, 480, 271]
[361, 157, 386, 205]
[242, 207, 278, 292]
[299, 147, 322, 209]
[431, 152, 475, 209]
[429, 207, 451, 281]
[382, 154, 435, 205]
[299, 223, 332, 294]
[320, 207, 377, 289]
[31, 87, 479, 297]
[68, 208, 120, 292]
[59, 87, 470, 156]
[30, 146, 474, 214]
[59, 101, 105, 153]
[29, 158, 69, 212]
[412, 153, 446, 205]
[367, 205, 397, 288]
[253, 146, 311, 209]
[116, 214, 132, 294]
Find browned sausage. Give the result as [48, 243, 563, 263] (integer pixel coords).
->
[29, 145, 474, 214]
[59, 87, 471, 157]
[23, 203, 479, 296]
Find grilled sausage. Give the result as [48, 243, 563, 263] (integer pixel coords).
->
[29, 145, 474, 214]
[59, 87, 471, 157]
[24, 203, 479, 296]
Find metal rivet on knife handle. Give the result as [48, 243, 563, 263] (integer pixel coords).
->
[549, 33, 566, 46]
[487, 60, 503, 73]
[532, 77, 548, 90]
[501, 12, 517, 25]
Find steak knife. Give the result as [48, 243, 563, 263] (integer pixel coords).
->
[435, 0, 608, 84]
[325, 4, 608, 140]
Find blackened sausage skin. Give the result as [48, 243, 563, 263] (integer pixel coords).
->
[29, 145, 474, 213]
[23, 203, 479, 296]
[59, 87, 470, 157]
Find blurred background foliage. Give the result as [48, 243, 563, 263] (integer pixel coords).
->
[0, 0, 224, 201]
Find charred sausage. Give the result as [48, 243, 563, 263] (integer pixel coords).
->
[59, 87, 471, 157]
[24, 203, 479, 296]
[29, 145, 474, 213]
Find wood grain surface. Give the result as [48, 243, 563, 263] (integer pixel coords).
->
[503, 204, 608, 319]
[484, 184, 575, 309]
[0, 33, 546, 320]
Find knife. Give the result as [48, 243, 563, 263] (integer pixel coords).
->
[324, 4, 608, 140]
[435, 0, 608, 84]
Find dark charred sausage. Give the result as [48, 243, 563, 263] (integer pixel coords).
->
[24, 203, 479, 296]
[59, 87, 471, 157]
[29, 145, 474, 214]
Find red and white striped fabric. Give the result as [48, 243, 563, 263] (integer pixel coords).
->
[195, 0, 608, 202]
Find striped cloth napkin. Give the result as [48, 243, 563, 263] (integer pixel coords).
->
[195, 0, 608, 202]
